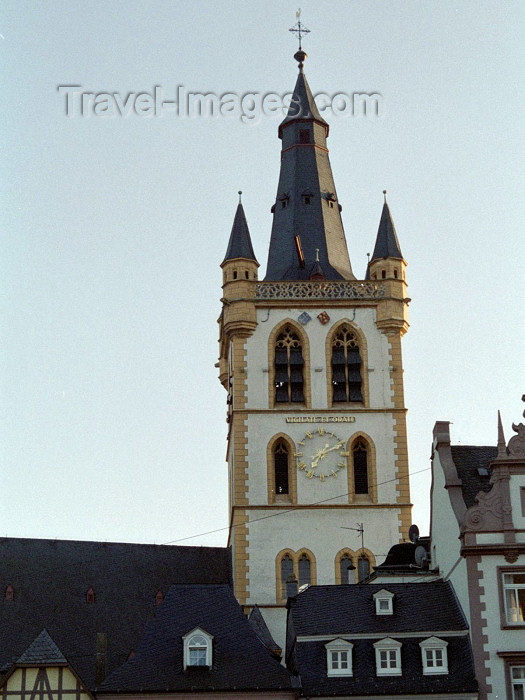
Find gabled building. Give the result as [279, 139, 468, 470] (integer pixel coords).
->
[0, 630, 94, 700]
[430, 401, 525, 700]
[285, 581, 478, 699]
[97, 585, 296, 699]
[0, 538, 231, 689]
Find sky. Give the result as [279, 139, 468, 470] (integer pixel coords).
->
[2, 1, 523, 549]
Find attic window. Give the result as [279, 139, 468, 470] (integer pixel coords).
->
[420, 637, 448, 675]
[302, 192, 313, 205]
[373, 589, 394, 615]
[86, 587, 95, 604]
[325, 639, 353, 677]
[183, 628, 213, 670]
[373, 638, 402, 676]
[5, 585, 14, 601]
[278, 193, 290, 209]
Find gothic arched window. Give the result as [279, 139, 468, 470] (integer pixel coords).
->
[331, 325, 363, 403]
[357, 555, 371, 582]
[275, 326, 304, 403]
[298, 553, 311, 587]
[277, 550, 316, 601]
[274, 439, 289, 495]
[280, 554, 294, 591]
[353, 439, 369, 494]
[339, 553, 353, 585]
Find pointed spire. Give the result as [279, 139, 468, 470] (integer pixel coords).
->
[370, 192, 403, 261]
[265, 52, 353, 281]
[497, 410, 507, 458]
[279, 53, 328, 138]
[222, 194, 258, 264]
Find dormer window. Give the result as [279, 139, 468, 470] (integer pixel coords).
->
[420, 637, 448, 675]
[373, 638, 402, 676]
[302, 191, 313, 205]
[183, 627, 213, 669]
[325, 639, 353, 677]
[373, 589, 394, 615]
[278, 192, 290, 210]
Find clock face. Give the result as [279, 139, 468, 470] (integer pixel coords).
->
[295, 428, 349, 481]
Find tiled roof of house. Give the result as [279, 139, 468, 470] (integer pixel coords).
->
[450, 445, 497, 508]
[16, 630, 67, 666]
[0, 538, 231, 688]
[287, 581, 477, 697]
[289, 581, 467, 636]
[98, 584, 295, 693]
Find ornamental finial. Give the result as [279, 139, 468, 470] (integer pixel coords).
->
[289, 8, 310, 68]
[238, 190, 242, 204]
[383, 189, 387, 203]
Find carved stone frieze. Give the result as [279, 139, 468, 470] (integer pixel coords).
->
[254, 280, 385, 300]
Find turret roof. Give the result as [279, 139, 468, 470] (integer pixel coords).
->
[222, 201, 258, 264]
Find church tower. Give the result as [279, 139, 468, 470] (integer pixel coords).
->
[218, 47, 411, 645]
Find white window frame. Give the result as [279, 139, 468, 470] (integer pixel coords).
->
[325, 639, 353, 677]
[419, 637, 448, 675]
[373, 589, 394, 615]
[503, 571, 525, 624]
[373, 638, 402, 676]
[182, 627, 213, 670]
[511, 665, 525, 699]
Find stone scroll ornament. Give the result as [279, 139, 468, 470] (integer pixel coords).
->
[507, 397, 525, 456]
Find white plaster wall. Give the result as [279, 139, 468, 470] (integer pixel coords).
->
[246, 412, 400, 505]
[245, 505, 401, 604]
[245, 306, 395, 410]
[430, 450, 469, 621]
[477, 557, 525, 698]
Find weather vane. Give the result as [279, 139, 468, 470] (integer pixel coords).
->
[289, 8, 310, 50]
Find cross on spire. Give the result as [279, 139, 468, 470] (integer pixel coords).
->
[289, 8, 310, 50]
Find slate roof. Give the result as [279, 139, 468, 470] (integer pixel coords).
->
[287, 582, 477, 697]
[288, 582, 467, 637]
[279, 66, 329, 137]
[98, 585, 295, 693]
[451, 445, 496, 508]
[264, 58, 354, 282]
[0, 538, 231, 688]
[370, 201, 403, 261]
[222, 202, 258, 264]
[17, 630, 67, 666]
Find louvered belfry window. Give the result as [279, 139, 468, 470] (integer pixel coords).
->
[274, 439, 289, 494]
[353, 439, 369, 494]
[331, 325, 363, 403]
[275, 326, 304, 403]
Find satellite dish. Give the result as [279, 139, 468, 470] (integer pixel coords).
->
[414, 545, 427, 567]
[408, 524, 420, 543]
